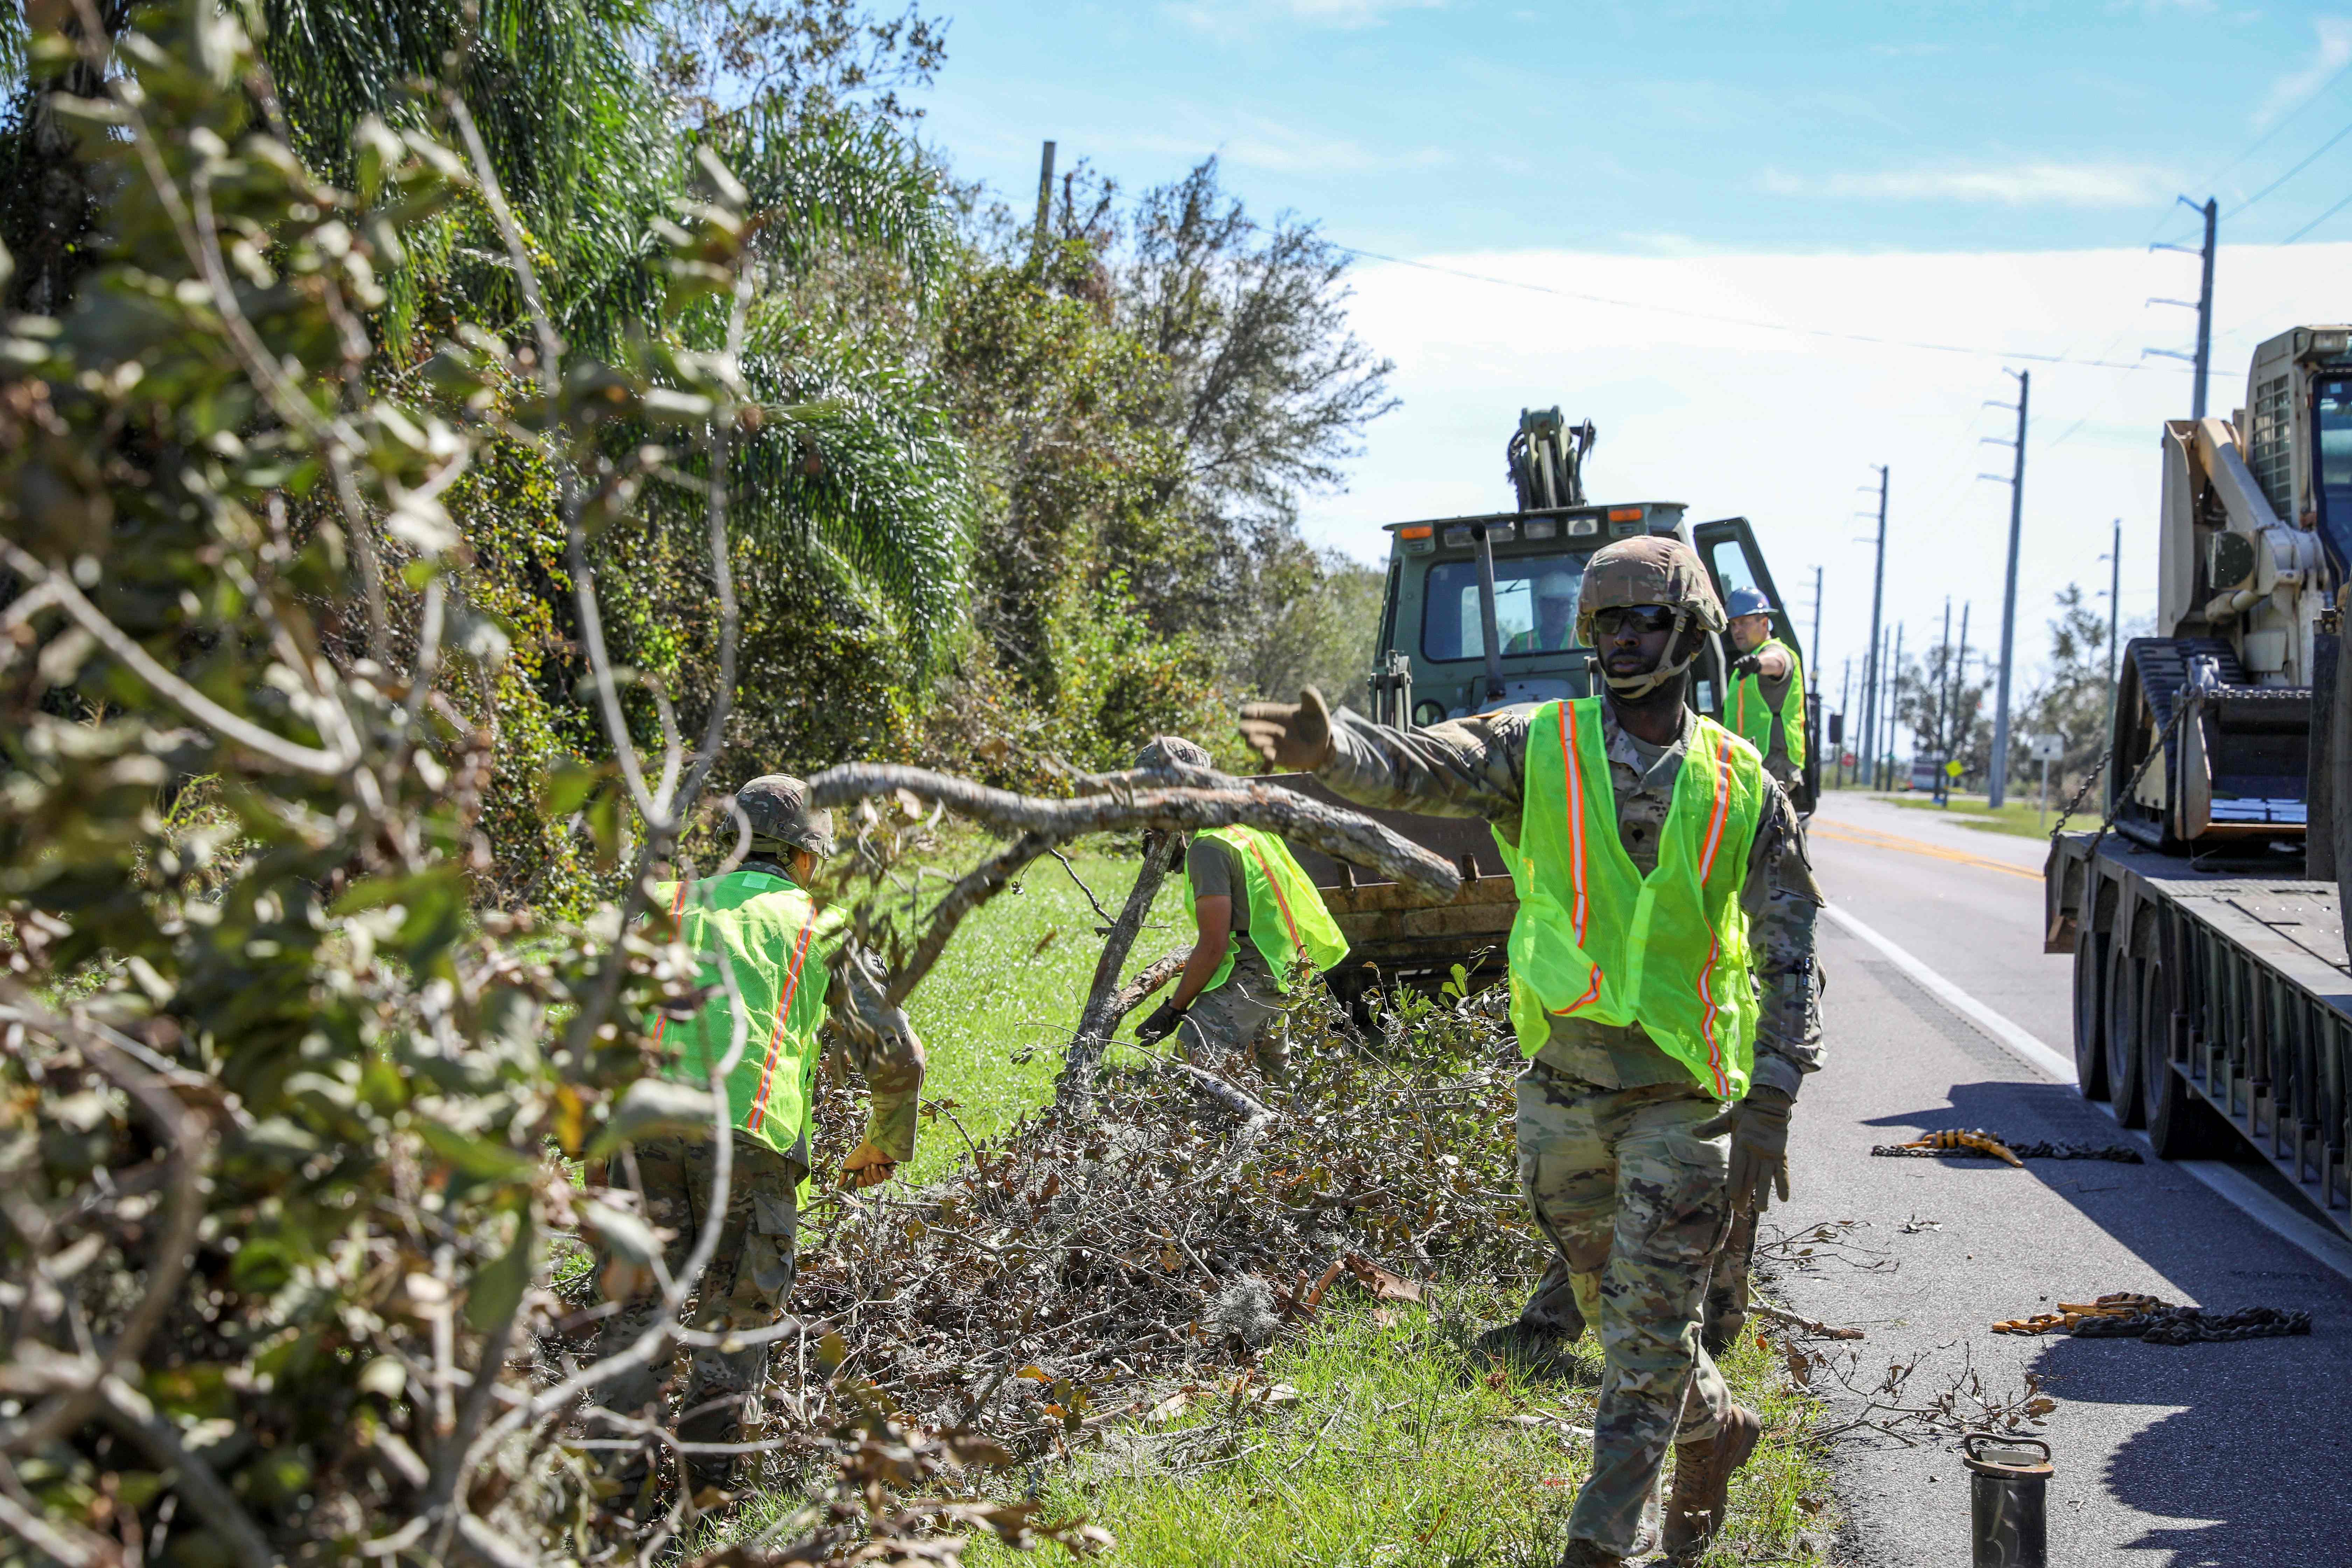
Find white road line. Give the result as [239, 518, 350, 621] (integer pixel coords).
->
[1820, 903, 2078, 1082]
[1823, 900, 2352, 1288]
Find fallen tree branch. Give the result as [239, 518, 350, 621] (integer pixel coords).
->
[807, 764, 1460, 901]
[1751, 1302, 1866, 1340]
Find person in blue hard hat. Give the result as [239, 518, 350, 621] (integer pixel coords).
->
[1723, 587, 1805, 789]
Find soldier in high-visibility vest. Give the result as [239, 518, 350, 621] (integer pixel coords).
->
[596, 774, 924, 1489]
[1724, 586, 1806, 789]
[1129, 736, 1349, 1081]
[1239, 539, 1822, 1567]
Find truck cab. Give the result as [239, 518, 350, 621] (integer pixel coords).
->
[1366, 499, 1811, 783]
[1269, 411, 1818, 1012]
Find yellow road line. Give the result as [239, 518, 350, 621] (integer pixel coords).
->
[1810, 821, 2043, 882]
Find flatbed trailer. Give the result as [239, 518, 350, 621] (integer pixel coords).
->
[2045, 829, 2352, 1238]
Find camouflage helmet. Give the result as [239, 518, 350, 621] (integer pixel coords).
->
[1133, 735, 1212, 772]
[1576, 536, 1726, 633]
[1576, 536, 1725, 700]
[730, 773, 835, 858]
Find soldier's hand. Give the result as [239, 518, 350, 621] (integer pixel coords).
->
[1133, 999, 1188, 1046]
[1712, 1087, 1793, 1214]
[840, 1141, 898, 1189]
[1238, 686, 1336, 772]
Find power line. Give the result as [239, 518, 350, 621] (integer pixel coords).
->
[2223, 111, 2352, 219]
[1318, 242, 2188, 372]
[2282, 184, 2352, 244]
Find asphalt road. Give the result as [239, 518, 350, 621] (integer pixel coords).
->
[1783, 791, 2352, 1568]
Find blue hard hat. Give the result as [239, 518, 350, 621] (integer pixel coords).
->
[1724, 587, 1774, 619]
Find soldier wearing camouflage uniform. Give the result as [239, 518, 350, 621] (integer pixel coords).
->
[597, 775, 924, 1489]
[1241, 539, 1822, 1567]
[1130, 736, 1347, 1080]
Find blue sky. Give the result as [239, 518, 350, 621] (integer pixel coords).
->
[926, 3, 2352, 256]
[917, 3, 2352, 733]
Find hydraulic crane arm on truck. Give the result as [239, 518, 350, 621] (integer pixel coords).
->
[1262, 408, 1821, 1019]
[2047, 326, 2352, 1238]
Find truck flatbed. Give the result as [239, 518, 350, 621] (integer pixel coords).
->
[2046, 829, 2352, 1238]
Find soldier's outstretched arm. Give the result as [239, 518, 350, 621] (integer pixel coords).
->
[1742, 781, 1823, 1099]
[1239, 687, 1532, 822]
[825, 945, 927, 1185]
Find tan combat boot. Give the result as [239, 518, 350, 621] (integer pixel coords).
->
[1662, 1401, 1762, 1559]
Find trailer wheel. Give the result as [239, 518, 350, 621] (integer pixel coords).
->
[2140, 955, 2228, 1158]
[2105, 944, 2145, 1127]
[2072, 929, 2110, 1100]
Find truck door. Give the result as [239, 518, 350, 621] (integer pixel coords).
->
[1693, 517, 1820, 814]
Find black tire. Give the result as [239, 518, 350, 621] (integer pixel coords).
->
[2140, 957, 2231, 1158]
[2073, 930, 2110, 1100]
[2105, 945, 2145, 1127]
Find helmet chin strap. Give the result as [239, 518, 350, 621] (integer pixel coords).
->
[1598, 605, 1702, 700]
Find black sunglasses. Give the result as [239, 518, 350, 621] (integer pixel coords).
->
[1589, 606, 1678, 636]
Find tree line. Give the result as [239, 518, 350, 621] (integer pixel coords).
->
[1, 0, 1396, 911]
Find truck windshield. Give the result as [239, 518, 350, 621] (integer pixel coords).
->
[2314, 375, 2352, 570]
[1422, 553, 1587, 662]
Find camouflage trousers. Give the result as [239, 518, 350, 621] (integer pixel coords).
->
[594, 1133, 801, 1460]
[1522, 1203, 1758, 1352]
[1516, 1071, 1734, 1556]
[1178, 948, 1292, 1079]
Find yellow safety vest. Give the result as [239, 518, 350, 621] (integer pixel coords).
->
[1500, 699, 1769, 1099]
[1730, 637, 1807, 771]
[1185, 825, 1349, 993]
[650, 868, 839, 1191]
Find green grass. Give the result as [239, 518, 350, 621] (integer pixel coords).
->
[962, 1290, 1833, 1568]
[1888, 791, 2068, 840]
[897, 839, 1191, 1184]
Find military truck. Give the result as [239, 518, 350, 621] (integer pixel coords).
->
[1272, 409, 1820, 1014]
[2045, 326, 2352, 1238]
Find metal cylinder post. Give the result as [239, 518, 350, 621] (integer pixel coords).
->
[1964, 1432, 2052, 1568]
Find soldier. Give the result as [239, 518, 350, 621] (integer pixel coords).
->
[597, 774, 925, 1491]
[1239, 538, 1821, 1566]
[1129, 736, 1348, 1081]
[1725, 586, 1806, 790]
[1506, 569, 1582, 654]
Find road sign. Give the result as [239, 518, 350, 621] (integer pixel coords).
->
[2025, 734, 2064, 762]
[1945, 759, 1964, 778]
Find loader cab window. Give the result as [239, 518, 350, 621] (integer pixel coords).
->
[2313, 376, 2352, 570]
[1421, 553, 1587, 662]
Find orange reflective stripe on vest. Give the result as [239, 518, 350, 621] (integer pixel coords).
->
[1502, 699, 1767, 1098]
[747, 918, 818, 1134]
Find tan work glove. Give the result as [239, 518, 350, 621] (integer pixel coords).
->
[1238, 686, 1336, 773]
[1703, 1086, 1793, 1214]
[840, 1140, 898, 1189]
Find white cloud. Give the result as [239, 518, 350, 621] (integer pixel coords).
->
[2255, 16, 2352, 127]
[1128, 113, 1448, 175]
[1294, 241, 2352, 704]
[1764, 162, 2175, 207]
[1166, 0, 1441, 39]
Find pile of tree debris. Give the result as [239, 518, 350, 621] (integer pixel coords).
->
[785, 982, 1549, 1456]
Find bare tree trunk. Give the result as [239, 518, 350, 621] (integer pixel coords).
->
[1057, 836, 1177, 1111]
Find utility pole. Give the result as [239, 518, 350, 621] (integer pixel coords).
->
[2102, 519, 2122, 740]
[1029, 140, 1057, 264]
[1809, 565, 1824, 687]
[1886, 622, 1905, 789]
[1956, 602, 1972, 791]
[2148, 196, 2218, 419]
[1982, 370, 2029, 808]
[1861, 466, 1889, 789]
[1935, 597, 1954, 805]
[1837, 657, 1852, 789]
